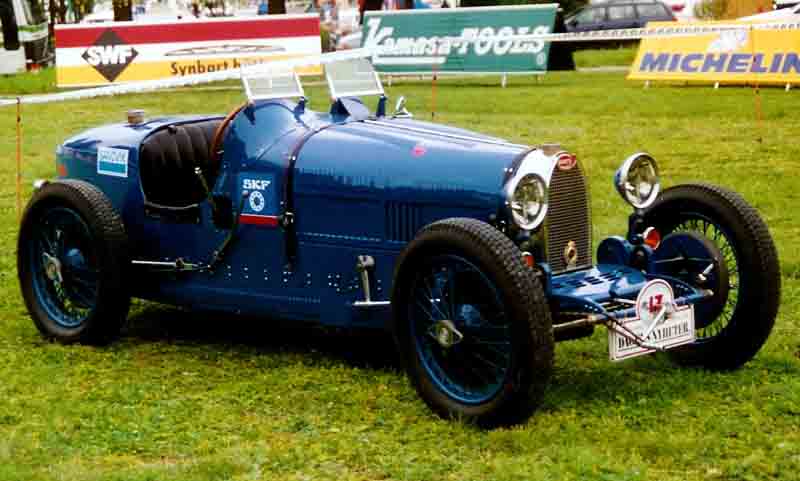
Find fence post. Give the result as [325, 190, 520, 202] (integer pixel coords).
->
[16, 97, 22, 221]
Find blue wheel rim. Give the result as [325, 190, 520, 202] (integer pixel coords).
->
[663, 213, 739, 343]
[28, 207, 99, 328]
[408, 255, 513, 405]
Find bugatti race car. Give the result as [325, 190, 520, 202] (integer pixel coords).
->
[18, 59, 780, 427]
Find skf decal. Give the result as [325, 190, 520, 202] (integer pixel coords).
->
[96, 147, 129, 178]
[249, 191, 266, 213]
[240, 175, 278, 227]
[243, 179, 272, 191]
[81, 29, 139, 82]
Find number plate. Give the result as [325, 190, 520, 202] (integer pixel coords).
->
[609, 279, 696, 362]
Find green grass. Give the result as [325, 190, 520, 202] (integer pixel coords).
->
[1, 72, 799, 480]
[0, 67, 57, 95]
[574, 46, 639, 68]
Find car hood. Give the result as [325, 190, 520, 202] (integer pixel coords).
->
[292, 116, 530, 209]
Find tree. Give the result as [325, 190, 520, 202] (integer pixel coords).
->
[359, 0, 383, 23]
[72, 0, 95, 22]
[269, 0, 286, 14]
[113, 0, 132, 21]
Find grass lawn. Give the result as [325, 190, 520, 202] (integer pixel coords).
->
[573, 46, 638, 68]
[0, 71, 798, 481]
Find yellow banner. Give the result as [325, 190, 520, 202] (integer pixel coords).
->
[628, 21, 800, 85]
[56, 56, 322, 88]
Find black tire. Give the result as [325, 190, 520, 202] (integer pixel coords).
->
[642, 183, 780, 369]
[18, 180, 131, 344]
[391, 218, 554, 428]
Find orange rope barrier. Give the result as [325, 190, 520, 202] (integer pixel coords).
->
[431, 65, 438, 121]
[751, 25, 764, 143]
[16, 98, 22, 221]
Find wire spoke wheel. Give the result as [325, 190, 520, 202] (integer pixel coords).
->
[29, 207, 98, 328]
[392, 218, 553, 427]
[643, 183, 780, 369]
[668, 215, 738, 341]
[18, 180, 131, 345]
[409, 255, 512, 405]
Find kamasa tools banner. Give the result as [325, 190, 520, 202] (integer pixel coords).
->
[55, 14, 322, 87]
[362, 5, 558, 75]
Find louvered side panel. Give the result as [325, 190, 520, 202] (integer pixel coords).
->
[385, 201, 422, 243]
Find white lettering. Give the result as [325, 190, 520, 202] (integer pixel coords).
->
[243, 179, 271, 190]
[85, 45, 135, 66]
[363, 18, 393, 48]
[493, 27, 514, 56]
[528, 25, 549, 54]
[474, 27, 495, 56]
[458, 28, 478, 55]
[510, 27, 531, 54]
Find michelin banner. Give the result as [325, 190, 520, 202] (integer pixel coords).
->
[55, 14, 322, 88]
[629, 21, 800, 84]
[362, 5, 558, 75]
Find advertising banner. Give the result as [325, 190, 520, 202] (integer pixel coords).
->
[628, 21, 800, 85]
[362, 5, 558, 75]
[55, 14, 322, 87]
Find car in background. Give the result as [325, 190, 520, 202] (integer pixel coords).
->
[591, 0, 696, 21]
[566, 0, 676, 33]
[740, 2, 800, 20]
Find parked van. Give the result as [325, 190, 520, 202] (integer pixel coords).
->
[0, 0, 50, 74]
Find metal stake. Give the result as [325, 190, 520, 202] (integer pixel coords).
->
[16, 97, 22, 221]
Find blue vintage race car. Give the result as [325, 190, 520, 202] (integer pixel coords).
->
[18, 59, 780, 427]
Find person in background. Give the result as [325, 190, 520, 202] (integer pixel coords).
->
[257, 0, 268, 14]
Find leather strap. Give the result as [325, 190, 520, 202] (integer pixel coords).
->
[281, 123, 337, 268]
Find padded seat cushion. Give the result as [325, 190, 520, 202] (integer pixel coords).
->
[140, 119, 222, 207]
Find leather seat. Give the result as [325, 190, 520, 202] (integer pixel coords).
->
[139, 119, 222, 207]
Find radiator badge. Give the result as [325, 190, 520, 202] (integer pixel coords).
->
[557, 152, 577, 171]
[564, 240, 578, 268]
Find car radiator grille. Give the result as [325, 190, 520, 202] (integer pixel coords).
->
[546, 162, 592, 273]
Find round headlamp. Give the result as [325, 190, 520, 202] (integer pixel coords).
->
[614, 153, 660, 209]
[509, 173, 548, 231]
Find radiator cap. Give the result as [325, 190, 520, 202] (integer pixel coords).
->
[127, 109, 145, 125]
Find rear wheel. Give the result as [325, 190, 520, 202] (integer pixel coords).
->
[18, 180, 131, 344]
[643, 183, 780, 369]
[392, 218, 554, 427]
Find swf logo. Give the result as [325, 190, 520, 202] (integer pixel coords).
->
[81, 29, 139, 82]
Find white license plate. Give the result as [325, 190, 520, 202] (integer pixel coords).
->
[608, 306, 695, 361]
[608, 279, 696, 362]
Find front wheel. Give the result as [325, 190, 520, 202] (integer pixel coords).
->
[392, 218, 554, 428]
[18, 180, 131, 344]
[643, 183, 780, 369]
